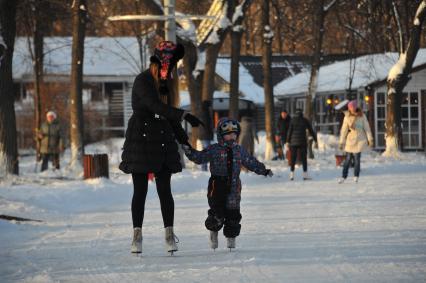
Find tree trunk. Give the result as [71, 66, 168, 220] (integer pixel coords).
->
[384, 0, 426, 157]
[69, 0, 87, 169]
[305, 0, 325, 123]
[181, 41, 203, 146]
[262, 0, 275, 160]
[229, 27, 242, 120]
[0, 0, 19, 176]
[32, 0, 49, 162]
[199, 43, 222, 141]
[229, 0, 247, 119]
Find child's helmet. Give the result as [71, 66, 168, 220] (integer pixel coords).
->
[217, 117, 241, 138]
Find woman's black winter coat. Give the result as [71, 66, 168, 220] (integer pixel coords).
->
[287, 113, 317, 147]
[119, 70, 188, 174]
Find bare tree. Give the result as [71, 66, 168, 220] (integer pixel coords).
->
[69, 0, 88, 169]
[21, 0, 51, 162]
[262, 0, 275, 160]
[229, 0, 252, 119]
[305, 0, 338, 122]
[384, 0, 426, 157]
[0, 0, 19, 175]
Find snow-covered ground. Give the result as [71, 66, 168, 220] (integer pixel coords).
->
[1, 136, 426, 283]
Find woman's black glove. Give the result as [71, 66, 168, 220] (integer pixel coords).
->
[183, 112, 204, 127]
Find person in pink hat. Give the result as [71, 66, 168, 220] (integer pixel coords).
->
[338, 100, 373, 183]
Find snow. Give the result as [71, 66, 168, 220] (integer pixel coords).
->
[183, 56, 268, 106]
[176, 12, 197, 43]
[205, 2, 231, 44]
[215, 58, 266, 104]
[414, 1, 426, 26]
[275, 49, 426, 96]
[192, 49, 205, 78]
[387, 52, 407, 82]
[1, 136, 426, 282]
[383, 135, 403, 159]
[0, 32, 6, 64]
[13, 37, 143, 80]
[263, 25, 274, 40]
[324, 0, 338, 12]
[232, 0, 245, 24]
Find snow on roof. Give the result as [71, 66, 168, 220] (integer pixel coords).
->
[215, 58, 265, 103]
[274, 49, 426, 96]
[179, 90, 243, 108]
[13, 37, 142, 80]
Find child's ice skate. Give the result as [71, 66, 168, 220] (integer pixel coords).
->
[226, 237, 236, 251]
[338, 177, 346, 184]
[131, 227, 142, 254]
[353, 176, 359, 183]
[209, 231, 218, 250]
[289, 171, 294, 181]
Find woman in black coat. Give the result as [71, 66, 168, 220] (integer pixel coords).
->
[286, 109, 317, 181]
[120, 41, 202, 255]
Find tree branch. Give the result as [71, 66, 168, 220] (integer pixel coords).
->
[392, 0, 405, 53]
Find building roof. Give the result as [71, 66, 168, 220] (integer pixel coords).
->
[13, 37, 143, 80]
[214, 57, 266, 103]
[274, 49, 426, 97]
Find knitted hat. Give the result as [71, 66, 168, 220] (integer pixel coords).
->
[46, 111, 57, 119]
[150, 41, 185, 81]
[348, 100, 357, 111]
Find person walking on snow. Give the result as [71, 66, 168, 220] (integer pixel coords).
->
[238, 116, 258, 156]
[119, 41, 203, 255]
[275, 109, 292, 160]
[338, 100, 373, 183]
[286, 109, 317, 181]
[37, 111, 64, 171]
[182, 117, 273, 251]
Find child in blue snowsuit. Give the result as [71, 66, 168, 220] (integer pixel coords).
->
[183, 117, 273, 250]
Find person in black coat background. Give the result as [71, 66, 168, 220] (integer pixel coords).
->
[120, 41, 203, 254]
[275, 109, 291, 159]
[286, 109, 317, 181]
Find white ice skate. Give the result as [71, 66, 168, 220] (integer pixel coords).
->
[209, 231, 218, 250]
[227, 237, 236, 251]
[289, 171, 294, 181]
[131, 227, 142, 254]
[338, 177, 346, 184]
[353, 177, 359, 183]
[303, 172, 312, 180]
[165, 226, 178, 255]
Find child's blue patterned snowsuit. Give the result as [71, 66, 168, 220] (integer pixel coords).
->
[184, 119, 267, 238]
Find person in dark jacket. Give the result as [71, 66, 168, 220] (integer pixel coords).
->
[276, 110, 291, 144]
[275, 110, 291, 159]
[238, 116, 258, 156]
[119, 41, 203, 255]
[37, 111, 64, 171]
[183, 117, 273, 250]
[286, 109, 317, 181]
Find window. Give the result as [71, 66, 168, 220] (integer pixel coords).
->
[375, 91, 422, 149]
[375, 92, 387, 147]
[314, 94, 345, 135]
[296, 99, 305, 112]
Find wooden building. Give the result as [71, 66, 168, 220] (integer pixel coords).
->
[274, 51, 426, 151]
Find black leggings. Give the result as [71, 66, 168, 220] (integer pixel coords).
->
[131, 171, 174, 228]
[290, 146, 308, 172]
